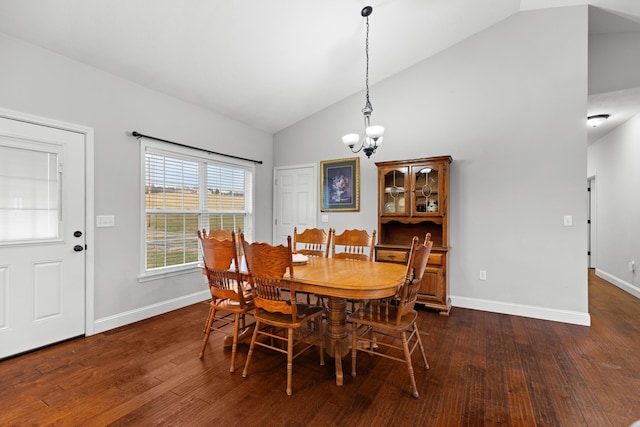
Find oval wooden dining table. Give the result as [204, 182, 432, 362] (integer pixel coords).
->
[203, 255, 407, 386]
[284, 256, 407, 386]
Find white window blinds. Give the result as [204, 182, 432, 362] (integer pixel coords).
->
[0, 143, 60, 242]
[142, 142, 253, 273]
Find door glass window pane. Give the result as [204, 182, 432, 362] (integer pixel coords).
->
[0, 145, 59, 242]
[382, 169, 406, 214]
[414, 166, 439, 213]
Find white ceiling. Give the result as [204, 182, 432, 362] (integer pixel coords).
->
[0, 0, 639, 138]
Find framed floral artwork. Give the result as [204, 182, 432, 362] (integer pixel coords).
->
[320, 157, 360, 211]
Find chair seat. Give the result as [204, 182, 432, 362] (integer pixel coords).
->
[348, 305, 418, 331]
[254, 304, 323, 327]
[214, 297, 254, 312]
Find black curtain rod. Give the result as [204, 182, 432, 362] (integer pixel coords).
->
[131, 131, 263, 165]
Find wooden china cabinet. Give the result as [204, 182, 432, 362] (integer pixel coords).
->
[375, 155, 452, 314]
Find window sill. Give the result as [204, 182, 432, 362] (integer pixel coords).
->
[138, 264, 202, 283]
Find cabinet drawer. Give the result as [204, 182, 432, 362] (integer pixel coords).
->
[377, 249, 409, 263]
[428, 253, 443, 266]
[378, 250, 443, 266]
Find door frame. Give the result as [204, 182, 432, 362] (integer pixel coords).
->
[588, 175, 597, 269]
[272, 163, 318, 244]
[0, 107, 95, 336]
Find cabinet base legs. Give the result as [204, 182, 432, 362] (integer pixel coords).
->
[418, 298, 451, 316]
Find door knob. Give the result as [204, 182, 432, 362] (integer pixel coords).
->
[73, 245, 84, 252]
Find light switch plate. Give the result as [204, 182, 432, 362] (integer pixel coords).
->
[563, 215, 573, 227]
[96, 215, 115, 227]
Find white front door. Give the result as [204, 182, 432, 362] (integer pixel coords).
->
[273, 165, 317, 245]
[0, 116, 86, 359]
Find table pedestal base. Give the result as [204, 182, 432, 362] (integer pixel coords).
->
[222, 324, 255, 348]
[324, 296, 351, 386]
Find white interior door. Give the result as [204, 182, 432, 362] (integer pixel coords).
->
[273, 165, 317, 245]
[0, 116, 85, 359]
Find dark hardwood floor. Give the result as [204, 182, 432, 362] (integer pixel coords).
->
[2, 269, 640, 426]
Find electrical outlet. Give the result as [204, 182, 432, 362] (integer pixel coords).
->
[479, 270, 487, 281]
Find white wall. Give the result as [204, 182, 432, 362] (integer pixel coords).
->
[588, 113, 640, 298]
[274, 7, 590, 325]
[0, 33, 274, 331]
[589, 30, 640, 95]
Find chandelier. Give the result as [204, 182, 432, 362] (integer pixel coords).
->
[342, 5, 384, 158]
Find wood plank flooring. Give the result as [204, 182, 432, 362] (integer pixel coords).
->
[1, 269, 640, 426]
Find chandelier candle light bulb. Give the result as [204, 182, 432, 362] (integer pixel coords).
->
[342, 133, 360, 147]
[366, 125, 384, 145]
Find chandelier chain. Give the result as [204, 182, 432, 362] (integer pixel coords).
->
[365, 15, 370, 108]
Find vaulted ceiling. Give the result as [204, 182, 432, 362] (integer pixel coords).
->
[0, 0, 639, 139]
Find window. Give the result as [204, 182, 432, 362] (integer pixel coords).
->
[141, 140, 253, 276]
[0, 142, 61, 242]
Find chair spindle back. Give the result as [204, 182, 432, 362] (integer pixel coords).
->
[330, 228, 376, 262]
[197, 230, 247, 306]
[241, 234, 300, 319]
[293, 227, 331, 258]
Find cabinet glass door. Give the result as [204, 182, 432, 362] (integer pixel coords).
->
[380, 167, 407, 215]
[412, 164, 441, 215]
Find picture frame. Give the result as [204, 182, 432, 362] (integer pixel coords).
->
[320, 157, 360, 211]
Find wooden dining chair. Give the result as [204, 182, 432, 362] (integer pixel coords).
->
[200, 228, 243, 257]
[197, 230, 253, 373]
[330, 228, 376, 261]
[348, 233, 433, 398]
[293, 227, 331, 305]
[293, 227, 331, 258]
[240, 234, 325, 396]
[198, 228, 236, 333]
[199, 228, 232, 240]
[330, 228, 376, 312]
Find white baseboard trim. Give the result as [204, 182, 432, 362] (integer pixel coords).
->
[596, 269, 640, 299]
[91, 290, 210, 335]
[451, 296, 591, 326]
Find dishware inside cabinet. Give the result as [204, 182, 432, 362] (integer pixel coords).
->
[380, 166, 407, 215]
